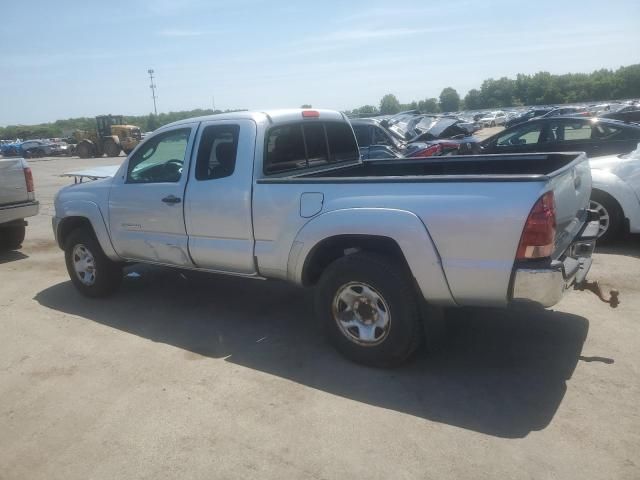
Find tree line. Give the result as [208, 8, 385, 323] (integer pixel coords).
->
[0, 109, 246, 141]
[2, 64, 639, 140]
[346, 63, 640, 116]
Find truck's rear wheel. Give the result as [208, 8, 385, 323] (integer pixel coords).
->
[103, 138, 121, 157]
[64, 228, 122, 297]
[314, 252, 423, 367]
[76, 142, 94, 159]
[0, 223, 26, 250]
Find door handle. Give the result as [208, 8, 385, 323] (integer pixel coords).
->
[161, 195, 181, 204]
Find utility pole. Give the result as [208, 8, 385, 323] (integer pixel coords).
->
[148, 69, 158, 116]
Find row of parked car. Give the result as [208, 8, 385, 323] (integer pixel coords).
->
[0, 139, 73, 158]
[350, 103, 640, 242]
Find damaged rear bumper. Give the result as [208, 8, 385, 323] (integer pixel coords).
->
[510, 216, 600, 308]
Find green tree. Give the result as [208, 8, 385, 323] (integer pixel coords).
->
[418, 98, 440, 113]
[439, 87, 460, 112]
[146, 114, 159, 131]
[353, 105, 378, 115]
[478, 77, 516, 108]
[379, 94, 401, 115]
[463, 89, 483, 110]
[300, 104, 312, 108]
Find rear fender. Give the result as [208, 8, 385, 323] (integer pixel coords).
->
[289, 208, 456, 306]
[591, 169, 640, 232]
[56, 200, 120, 260]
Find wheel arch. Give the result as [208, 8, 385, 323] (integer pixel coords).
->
[289, 208, 456, 306]
[55, 201, 120, 260]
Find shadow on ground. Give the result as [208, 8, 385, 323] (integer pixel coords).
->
[35, 265, 590, 438]
[595, 233, 640, 259]
[0, 250, 28, 264]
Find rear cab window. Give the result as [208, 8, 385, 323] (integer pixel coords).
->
[264, 121, 358, 175]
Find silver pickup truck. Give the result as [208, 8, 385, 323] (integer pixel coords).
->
[1, 157, 39, 250]
[53, 109, 599, 366]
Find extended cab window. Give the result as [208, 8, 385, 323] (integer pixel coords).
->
[264, 121, 358, 174]
[127, 128, 190, 183]
[195, 124, 240, 180]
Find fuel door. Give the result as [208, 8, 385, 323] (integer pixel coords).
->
[300, 192, 324, 218]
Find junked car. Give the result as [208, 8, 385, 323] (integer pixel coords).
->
[588, 144, 640, 242]
[351, 117, 475, 159]
[53, 108, 603, 367]
[478, 111, 507, 127]
[475, 117, 640, 158]
[504, 108, 554, 128]
[602, 105, 640, 124]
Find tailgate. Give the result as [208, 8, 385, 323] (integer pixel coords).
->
[548, 152, 592, 258]
[0, 158, 29, 205]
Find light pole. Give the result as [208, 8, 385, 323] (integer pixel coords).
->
[148, 69, 158, 116]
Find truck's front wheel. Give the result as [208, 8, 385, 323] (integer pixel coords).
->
[64, 228, 122, 297]
[314, 252, 423, 367]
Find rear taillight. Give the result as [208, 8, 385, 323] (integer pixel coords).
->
[24, 167, 34, 193]
[302, 110, 320, 118]
[516, 191, 556, 260]
[411, 144, 442, 158]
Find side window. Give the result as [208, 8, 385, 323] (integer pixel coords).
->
[127, 128, 190, 183]
[353, 125, 371, 147]
[496, 123, 543, 146]
[547, 121, 591, 142]
[373, 126, 391, 146]
[591, 123, 625, 140]
[195, 124, 239, 180]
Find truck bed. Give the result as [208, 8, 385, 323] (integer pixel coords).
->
[266, 153, 582, 182]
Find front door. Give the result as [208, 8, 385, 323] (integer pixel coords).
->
[108, 124, 197, 265]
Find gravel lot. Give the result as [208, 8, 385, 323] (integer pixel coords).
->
[1, 141, 639, 479]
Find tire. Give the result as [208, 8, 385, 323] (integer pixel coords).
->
[0, 224, 26, 250]
[103, 138, 121, 157]
[64, 228, 122, 297]
[76, 142, 94, 159]
[490, 121, 496, 127]
[590, 190, 623, 243]
[314, 252, 423, 367]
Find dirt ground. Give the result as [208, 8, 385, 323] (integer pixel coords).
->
[1, 149, 639, 480]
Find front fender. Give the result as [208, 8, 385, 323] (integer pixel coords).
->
[55, 200, 120, 260]
[288, 208, 456, 306]
[591, 169, 640, 232]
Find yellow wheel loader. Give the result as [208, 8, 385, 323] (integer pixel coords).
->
[74, 115, 142, 158]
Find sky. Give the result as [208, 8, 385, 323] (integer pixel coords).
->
[1, 0, 639, 125]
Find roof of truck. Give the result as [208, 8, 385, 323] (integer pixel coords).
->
[163, 109, 347, 129]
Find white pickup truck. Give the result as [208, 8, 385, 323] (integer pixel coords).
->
[53, 109, 600, 366]
[0, 158, 38, 250]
